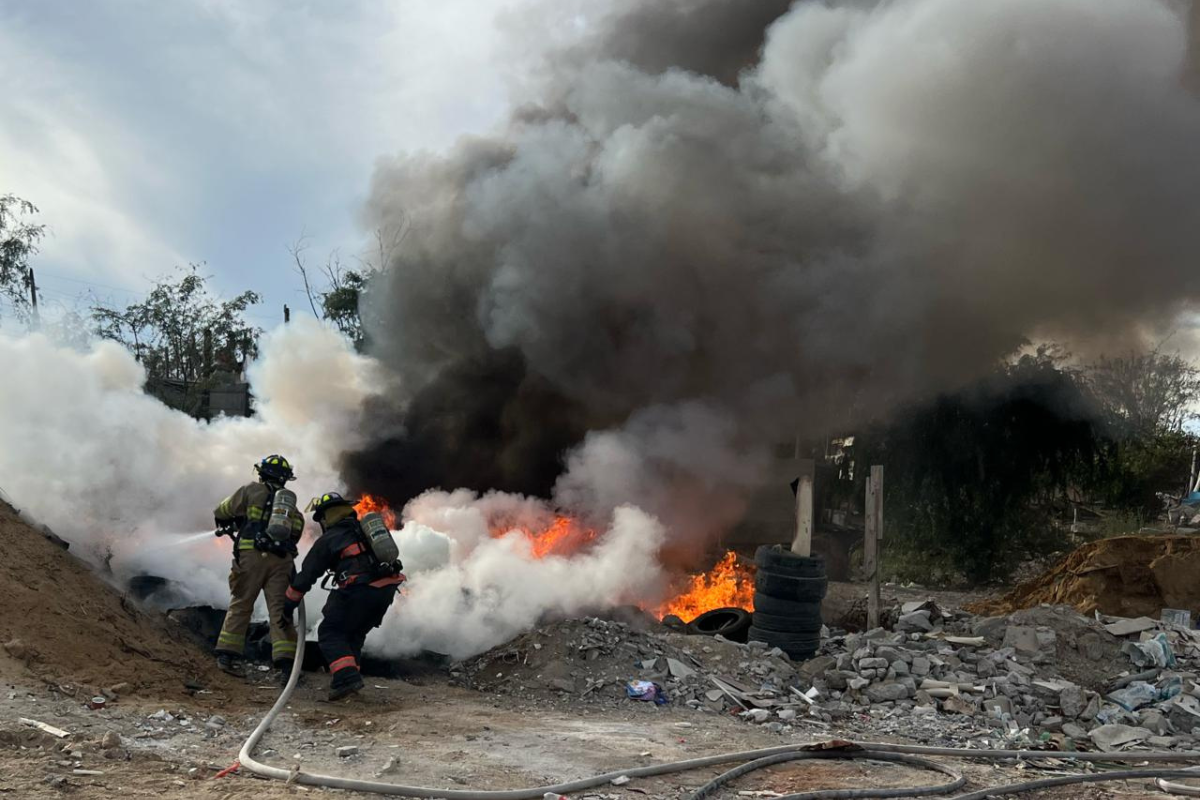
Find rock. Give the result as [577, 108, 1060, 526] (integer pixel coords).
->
[1089, 724, 1152, 752]
[858, 657, 889, 671]
[336, 746, 359, 758]
[973, 617, 1007, 642]
[764, 722, 785, 733]
[875, 647, 905, 664]
[866, 682, 910, 703]
[204, 715, 226, 730]
[942, 696, 977, 716]
[799, 656, 836, 679]
[914, 690, 935, 707]
[778, 709, 797, 722]
[983, 697, 1013, 717]
[896, 612, 934, 633]
[610, 776, 631, 786]
[1080, 694, 1102, 722]
[911, 657, 931, 677]
[1139, 709, 1171, 736]
[1003, 626, 1040, 655]
[1040, 716, 1064, 732]
[891, 661, 910, 677]
[106, 683, 131, 696]
[848, 677, 870, 692]
[1059, 687, 1086, 719]
[1062, 722, 1088, 740]
[666, 658, 696, 679]
[4, 639, 29, 660]
[99, 732, 121, 750]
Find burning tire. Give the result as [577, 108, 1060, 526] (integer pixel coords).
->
[686, 607, 752, 642]
[755, 546, 825, 578]
[750, 606, 822, 633]
[753, 570, 828, 602]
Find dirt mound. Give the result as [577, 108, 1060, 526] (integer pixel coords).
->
[0, 501, 236, 703]
[970, 535, 1200, 618]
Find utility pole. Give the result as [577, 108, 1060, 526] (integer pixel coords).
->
[284, 304, 291, 324]
[28, 268, 39, 331]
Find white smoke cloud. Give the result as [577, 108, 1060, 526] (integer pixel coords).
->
[0, 319, 379, 607]
[374, 503, 666, 659]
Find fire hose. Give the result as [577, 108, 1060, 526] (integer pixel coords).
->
[231, 600, 1200, 798]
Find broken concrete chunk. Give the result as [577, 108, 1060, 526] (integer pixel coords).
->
[865, 682, 910, 703]
[1104, 618, 1158, 638]
[1003, 626, 1040, 655]
[336, 746, 359, 758]
[1089, 724, 1152, 752]
[896, 612, 934, 633]
[941, 696, 977, 716]
[666, 658, 696, 679]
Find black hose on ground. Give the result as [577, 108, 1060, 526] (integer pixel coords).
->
[688, 750, 965, 800]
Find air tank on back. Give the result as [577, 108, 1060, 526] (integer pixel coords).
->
[265, 489, 299, 545]
[359, 511, 400, 563]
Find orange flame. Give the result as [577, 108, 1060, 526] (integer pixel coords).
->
[354, 494, 398, 529]
[342, 498, 751, 622]
[494, 515, 599, 558]
[653, 551, 755, 621]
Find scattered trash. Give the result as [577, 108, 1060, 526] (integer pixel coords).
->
[1161, 608, 1192, 628]
[87, 696, 106, 710]
[1121, 634, 1175, 669]
[1106, 617, 1158, 637]
[1089, 723, 1152, 752]
[626, 680, 667, 705]
[19, 718, 70, 738]
[1106, 681, 1159, 712]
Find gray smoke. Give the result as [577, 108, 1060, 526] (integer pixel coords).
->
[354, 0, 1200, 546]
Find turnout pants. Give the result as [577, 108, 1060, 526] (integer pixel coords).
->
[216, 550, 298, 664]
[318, 586, 396, 683]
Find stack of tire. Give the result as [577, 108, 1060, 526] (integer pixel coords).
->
[750, 545, 827, 660]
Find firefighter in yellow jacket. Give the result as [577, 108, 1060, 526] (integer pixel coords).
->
[213, 455, 304, 681]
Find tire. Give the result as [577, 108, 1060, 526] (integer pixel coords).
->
[753, 592, 822, 617]
[752, 607, 822, 633]
[755, 546, 826, 578]
[754, 570, 828, 602]
[747, 625, 820, 655]
[687, 607, 752, 643]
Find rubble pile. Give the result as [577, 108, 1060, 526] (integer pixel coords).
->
[459, 603, 1200, 752]
[455, 617, 804, 720]
[794, 604, 1200, 751]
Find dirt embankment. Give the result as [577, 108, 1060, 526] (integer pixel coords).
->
[0, 501, 250, 706]
[970, 534, 1200, 619]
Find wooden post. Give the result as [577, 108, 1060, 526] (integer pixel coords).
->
[791, 458, 815, 557]
[864, 465, 883, 630]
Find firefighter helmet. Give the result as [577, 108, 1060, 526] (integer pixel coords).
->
[309, 491, 354, 522]
[256, 454, 295, 484]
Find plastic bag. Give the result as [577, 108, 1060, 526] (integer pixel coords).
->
[1106, 681, 1159, 712]
[626, 680, 668, 705]
[1121, 633, 1176, 669]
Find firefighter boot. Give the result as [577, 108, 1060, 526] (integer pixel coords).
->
[328, 669, 364, 701]
[273, 660, 295, 687]
[216, 653, 244, 677]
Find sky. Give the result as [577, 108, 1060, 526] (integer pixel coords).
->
[0, 0, 523, 327]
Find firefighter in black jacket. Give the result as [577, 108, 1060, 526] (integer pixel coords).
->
[282, 492, 404, 700]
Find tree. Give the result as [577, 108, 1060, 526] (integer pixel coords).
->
[856, 354, 1103, 585]
[1087, 350, 1200, 436]
[91, 266, 262, 416]
[0, 194, 46, 323]
[289, 226, 403, 352]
